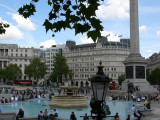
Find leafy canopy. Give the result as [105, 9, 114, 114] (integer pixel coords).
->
[3, 64, 22, 81]
[49, 53, 73, 82]
[118, 74, 125, 85]
[18, 0, 104, 42]
[25, 58, 47, 82]
[147, 68, 160, 85]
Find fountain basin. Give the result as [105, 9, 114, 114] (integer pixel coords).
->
[49, 95, 88, 108]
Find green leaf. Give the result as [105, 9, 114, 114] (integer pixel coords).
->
[63, 5, 69, 11]
[87, 30, 101, 42]
[43, 19, 53, 33]
[49, 10, 57, 20]
[67, 0, 71, 5]
[48, 0, 52, 6]
[72, 5, 77, 10]
[89, 17, 103, 31]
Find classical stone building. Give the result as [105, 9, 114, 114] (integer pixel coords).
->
[0, 44, 40, 79]
[63, 37, 130, 83]
[147, 52, 160, 71]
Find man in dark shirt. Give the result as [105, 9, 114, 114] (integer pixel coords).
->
[16, 108, 24, 120]
[70, 112, 77, 120]
[83, 113, 89, 120]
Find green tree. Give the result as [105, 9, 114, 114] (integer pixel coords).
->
[0, 68, 4, 80]
[15, 0, 103, 42]
[118, 74, 125, 85]
[146, 69, 150, 82]
[3, 64, 22, 81]
[24, 65, 33, 80]
[25, 58, 47, 82]
[147, 68, 160, 85]
[49, 53, 73, 84]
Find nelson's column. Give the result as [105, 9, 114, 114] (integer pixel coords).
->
[122, 0, 155, 92]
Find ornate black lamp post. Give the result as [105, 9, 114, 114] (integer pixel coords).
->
[89, 61, 111, 120]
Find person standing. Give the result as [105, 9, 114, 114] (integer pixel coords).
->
[43, 109, 48, 120]
[70, 112, 77, 120]
[83, 113, 89, 120]
[38, 111, 43, 120]
[114, 113, 119, 120]
[131, 105, 135, 113]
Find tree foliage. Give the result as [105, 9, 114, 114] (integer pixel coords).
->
[49, 53, 73, 83]
[147, 68, 160, 85]
[25, 58, 47, 82]
[17, 0, 104, 42]
[118, 74, 125, 85]
[0, 22, 10, 34]
[3, 64, 22, 81]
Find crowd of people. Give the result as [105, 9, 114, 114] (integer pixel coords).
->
[0, 90, 47, 104]
[38, 109, 58, 120]
[109, 94, 160, 103]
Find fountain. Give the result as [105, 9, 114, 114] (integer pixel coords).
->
[49, 86, 88, 108]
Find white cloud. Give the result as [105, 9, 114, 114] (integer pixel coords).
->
[144, 49, 156, 57]
[78, 30, 120, 44]
[96, 0, 129, 20]
[78, 36, 94, 44]
[145, 50, 155, 53]
[139, 25, 147, 32]
[7, 12, 36, 31]
[39, 40, 57, 48]
[0, 18, 24, 40]
[156, 31, 160, 36]
[101, 31, 119, 42]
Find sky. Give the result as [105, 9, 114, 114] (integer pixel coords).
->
[0, 0, 160, 58]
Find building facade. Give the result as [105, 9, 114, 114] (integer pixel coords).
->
[0, 44, 40, 79]
[63, 37, 130, 83]
[147, 52, 160, 72]
[43, 44, 65, 78]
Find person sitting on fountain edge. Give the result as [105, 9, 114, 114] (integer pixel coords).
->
[83, 113, 89, 120]
[16, 108, 24, 120]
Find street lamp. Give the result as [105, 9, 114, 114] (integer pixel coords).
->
[89, 60, 111, 120]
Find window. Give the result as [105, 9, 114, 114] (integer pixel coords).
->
[16, 49, 18, 52]
[11, 49, 13, 52]
[16, 54, 18, 57]
[21, 54, 23, 57]
[11, 53, 13, 57]
[25, 54, 27, 57]
[20, 64, 22, 67]
[25, 59, 27, 62]
[25, 49, 27, 52]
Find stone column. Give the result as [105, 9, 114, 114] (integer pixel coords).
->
[130, 0, 139, 54]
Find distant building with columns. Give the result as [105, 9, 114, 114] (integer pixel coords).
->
[63, 36, 130, 83]
[0, 44, 40, 80]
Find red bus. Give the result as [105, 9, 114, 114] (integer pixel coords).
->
[109, 82, 118, 90]
[14, 80, 32, 86]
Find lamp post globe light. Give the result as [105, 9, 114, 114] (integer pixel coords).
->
[89, 61, 111, 120]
